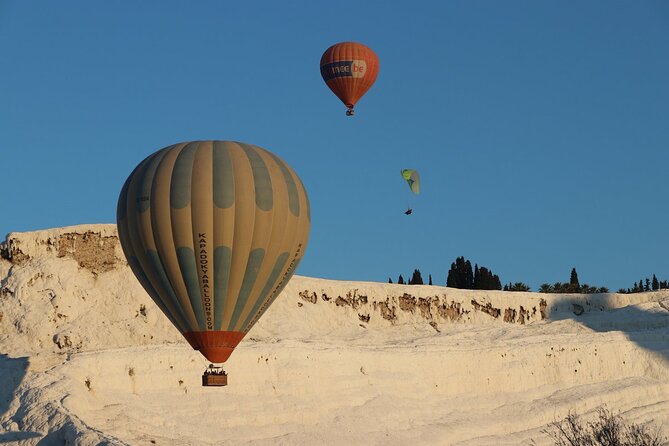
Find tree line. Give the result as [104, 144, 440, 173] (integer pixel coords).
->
[389, 269, 433, 286]
[389, 257, 667, 294]
[389, 256, 503, 290]
[618, 274, 669, 293]
[537, 268, 608, 293]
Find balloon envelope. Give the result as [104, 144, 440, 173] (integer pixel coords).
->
[401, 169, 420, 194]
[117, 141, 310, 363]
[320, 42, 379, 113]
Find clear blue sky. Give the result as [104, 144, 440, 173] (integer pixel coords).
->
[2, 1, 669, 291]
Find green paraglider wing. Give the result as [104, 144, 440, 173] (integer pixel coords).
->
[401, 169, 420, 194]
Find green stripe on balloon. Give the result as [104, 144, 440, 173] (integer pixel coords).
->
[127, 254, 187, 333]
[138, 147, 170, 213]
[240, 251, 290, 332]
[213, 141, 235, 209]
[145, 249, 192, 330]
[238, 143, 273, 212]
[295, 174, 311, 223]
[213, 246, 232, 330]
[228, 248, 265, 329]
[171, 142, 199, 209]
[176, 247, 206, 331]
[266, 151, 300, 217]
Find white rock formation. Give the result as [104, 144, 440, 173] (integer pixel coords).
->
[1, 225, 668, 445]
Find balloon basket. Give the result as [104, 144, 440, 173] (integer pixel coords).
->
[202, 364, 227, 387]
[346, 108, 355, 116]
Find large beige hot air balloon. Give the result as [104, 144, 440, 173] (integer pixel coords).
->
[117, 141, 310, 384]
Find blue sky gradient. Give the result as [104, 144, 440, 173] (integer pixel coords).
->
[2, 1, 669, 291]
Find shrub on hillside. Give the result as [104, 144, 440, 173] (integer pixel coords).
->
[543, 407, 668, 446]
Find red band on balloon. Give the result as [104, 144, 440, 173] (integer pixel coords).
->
[183, 331, 246, 364]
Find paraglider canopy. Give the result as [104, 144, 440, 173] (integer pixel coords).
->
[401, 169, 420, 194]
[400, 169, 419, 215]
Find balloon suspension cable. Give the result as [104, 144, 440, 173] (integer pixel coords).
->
[346, 107, 355, 116]
[202, 363, 228, 387]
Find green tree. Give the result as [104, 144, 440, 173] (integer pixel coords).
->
[652, 274, 659, 291]
[447, 256, 473, 289]
[506, 282, 530, 292]
[448, 256, 500, 290]
[465, 260, 474, 289]
[410, 269, 424, 285]
[570, 268, 580, 289]
[476, 266, 501, 290]
[446, 261, 458, 288]
[398, 274, 405, 285]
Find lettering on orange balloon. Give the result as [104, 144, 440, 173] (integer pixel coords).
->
[352, 60, 367, 78]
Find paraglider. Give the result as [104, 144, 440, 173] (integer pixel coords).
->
[401, 169, 420, 215]
[117, 141, 310, 386]
[320, 42, 379, 116]
[401, 169, 420, 195]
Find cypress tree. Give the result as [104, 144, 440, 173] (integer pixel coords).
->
[652, 274, 659, 291]
[465, 260, 474, 289]
[448, 257, 471, 289]
[447, 261, 458, 288]
[447, 256, 502, 290]
[410, 269, 424, 285]
[398, 274, 405, 285]
[493, 273, 502, 290]
[456, 257, 467, 288]
[388, 277, 393, 284]
[473, 266, 498, 290]
[570, 268, 580, 288]
[447, 256, 503, 290]
[478, 266, 488, 289]
[429, 274, 433, 286]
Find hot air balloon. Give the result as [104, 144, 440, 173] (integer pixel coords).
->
[117, 141, 310, 386]
[401, 169, 420, 215]
[320, 42, 379, 116]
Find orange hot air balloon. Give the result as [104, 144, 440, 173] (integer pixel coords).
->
[320, 42, 379, 116]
